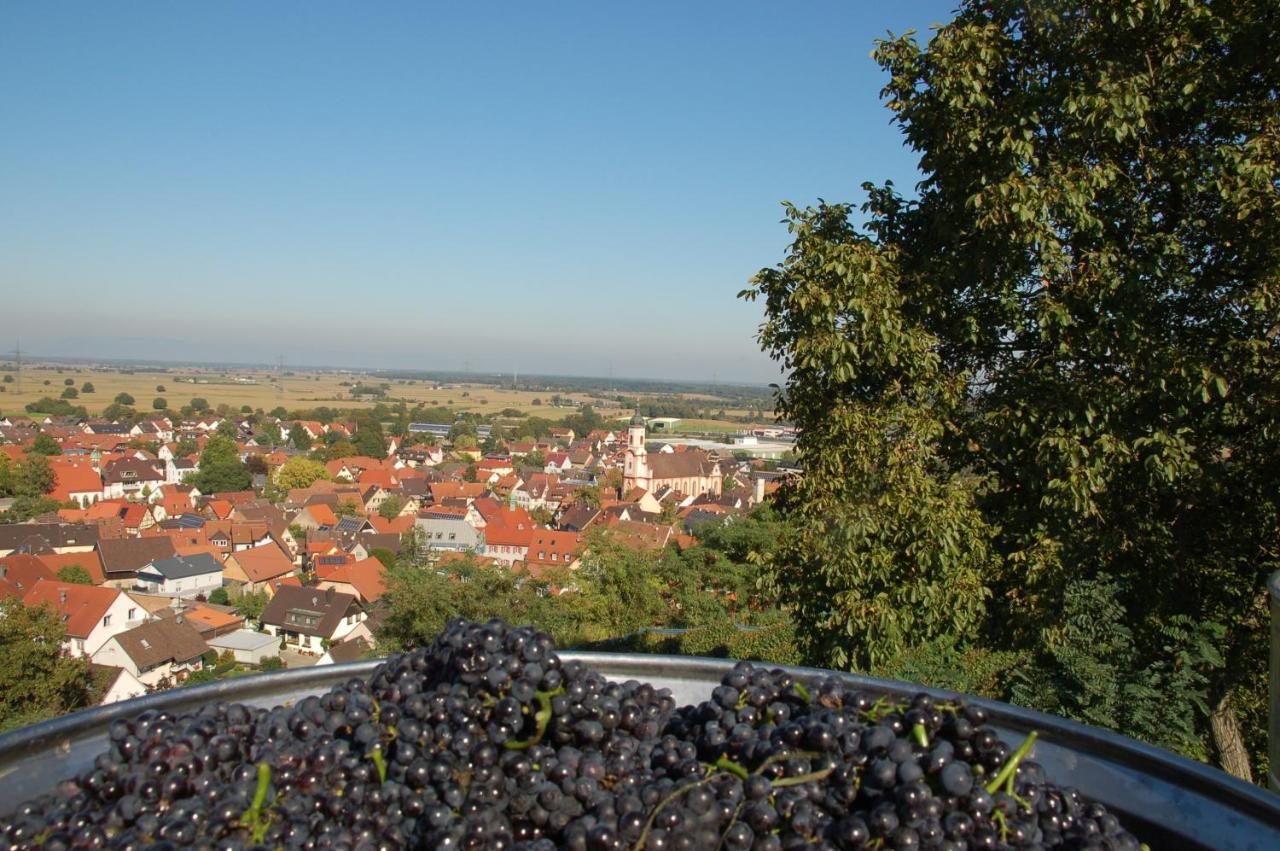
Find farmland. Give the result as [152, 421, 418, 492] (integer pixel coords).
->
[0, 362, 773, 429]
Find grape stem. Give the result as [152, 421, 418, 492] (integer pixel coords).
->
[239, 762, 274, 843]
[713, 756, 749, 780]
[369, 745, 388, 784]
[770, 766, 835, 788]
[503, 687, 564, 750]
[984, 731, 1039, 795]
[911, 723, 929, 748]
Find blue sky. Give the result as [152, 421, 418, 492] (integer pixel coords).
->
[0, 1, 956, 383]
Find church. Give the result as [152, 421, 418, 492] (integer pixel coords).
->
[621, 414, 723, 498]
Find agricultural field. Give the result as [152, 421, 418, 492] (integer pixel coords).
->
[0, 363, 650, 420]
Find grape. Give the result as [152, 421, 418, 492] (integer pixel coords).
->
[0, 619, 1145, 849]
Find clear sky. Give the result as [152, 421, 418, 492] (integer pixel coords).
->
[1, 1, 956, 383]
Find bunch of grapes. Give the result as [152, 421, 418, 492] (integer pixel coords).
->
[0, 619, 1145, 850]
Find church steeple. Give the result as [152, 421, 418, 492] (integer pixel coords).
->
[623, 410, 649, 492]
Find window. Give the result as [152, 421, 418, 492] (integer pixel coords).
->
[128, 608, 137, 620]
[102, 614, 111, 627]
[551, 552, 558, 561]
[538, 552, 545, 560]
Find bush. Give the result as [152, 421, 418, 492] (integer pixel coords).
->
[259, 656, 285, 672]
[60, 387, 78, 399]
[81, 382, 94, 393]
[114, 392, 135, 405]
[63, 378, 74, 386]
[152, 397, 167, 410]
[208, 587, 229, 605]
[155, 385, 165, 392]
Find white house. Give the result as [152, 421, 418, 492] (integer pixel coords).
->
[91, 617, 209, 688]
[259, 586, 365, 653]
[134, 553, 224, 599]
[22, 581, 146, 656]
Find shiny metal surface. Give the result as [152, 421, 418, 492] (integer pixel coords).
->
[0, 652, 1277, 848]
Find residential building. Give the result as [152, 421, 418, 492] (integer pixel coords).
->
[222, 543, 296, 594]
[91, 617, 209, 689]
[134, 553, 224, 598]
[259, 586, 365, 653]
[22, 580, 144, 656]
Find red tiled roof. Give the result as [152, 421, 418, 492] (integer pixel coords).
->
[228, 543, 294, 583]
[0, 554, 57, 599]
[316, 557, 387, 603]
[47, 461, 103, 502]
[35, 551, 106, 585]
[22, 580, 123, 639]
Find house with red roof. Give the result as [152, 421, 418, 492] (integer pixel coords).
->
[47, 460, 105, 507]
[472, 498, 535, 565]
[22, 580, 144, 655]
[523, 530, 582, 571]
[315, 557, 387, 605]
[222, 542, 297, 595]
[0, 554, 56, 600]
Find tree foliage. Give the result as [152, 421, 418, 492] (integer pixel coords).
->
[29, 433, 61, 456]
[275, 456, 329, 490]
[0, 598, 96, 732]
[745, 0, 1280, 776]
[56, 564, 94, 585]
[190, 434, 252, 494]
[378, 494, 404, 521]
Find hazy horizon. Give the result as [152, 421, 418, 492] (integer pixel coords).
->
[1, 2, 954, 383]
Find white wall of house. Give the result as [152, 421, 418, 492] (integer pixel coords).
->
[96, 668, 147, 704]
[68, 594, 147, 657]
[134, 570, 223, 598]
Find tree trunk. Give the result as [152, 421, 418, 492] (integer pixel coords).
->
[1210, 692, 1253, 783]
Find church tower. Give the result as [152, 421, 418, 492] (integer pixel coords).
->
[622, 412, 650, 493]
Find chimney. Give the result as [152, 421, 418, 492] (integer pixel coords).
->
[59, 589, 68, 604]
[752, 476, 766, 505]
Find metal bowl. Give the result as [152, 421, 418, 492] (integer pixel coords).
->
[1, 653, 1277, 848]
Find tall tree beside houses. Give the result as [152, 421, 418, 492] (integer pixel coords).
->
[0, 597, 96, 732]
[743, 0, 1280, 778]
[190, 434, 252, 494]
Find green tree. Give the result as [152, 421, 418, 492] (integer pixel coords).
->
[289, 423, 313, 451]
[29, 433, 61, 456]
[352, 413, 387, 457]
[335, 498, 363, 518]
[190, 397, 209, 411]
[0, 598, 96, 731]
[230, 588, 269, 622]
[208, 587, 230, 606]
[155, 384, 166, 392]
[152, 397, 167, 410]
[55, 564, 93, 585]
[190, 434, 251, 493]
[275, 456, 329, 490]
[80, 382, 94, 393]
[745, 1, 1280, 778]
[101, 402, 138, 423]
[63, 378, 74, 386]
[378, 494, 404, 521]
[114, 392, 135, 406]
[173, 437, 199, 458]
[59, 387, 78, 400]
